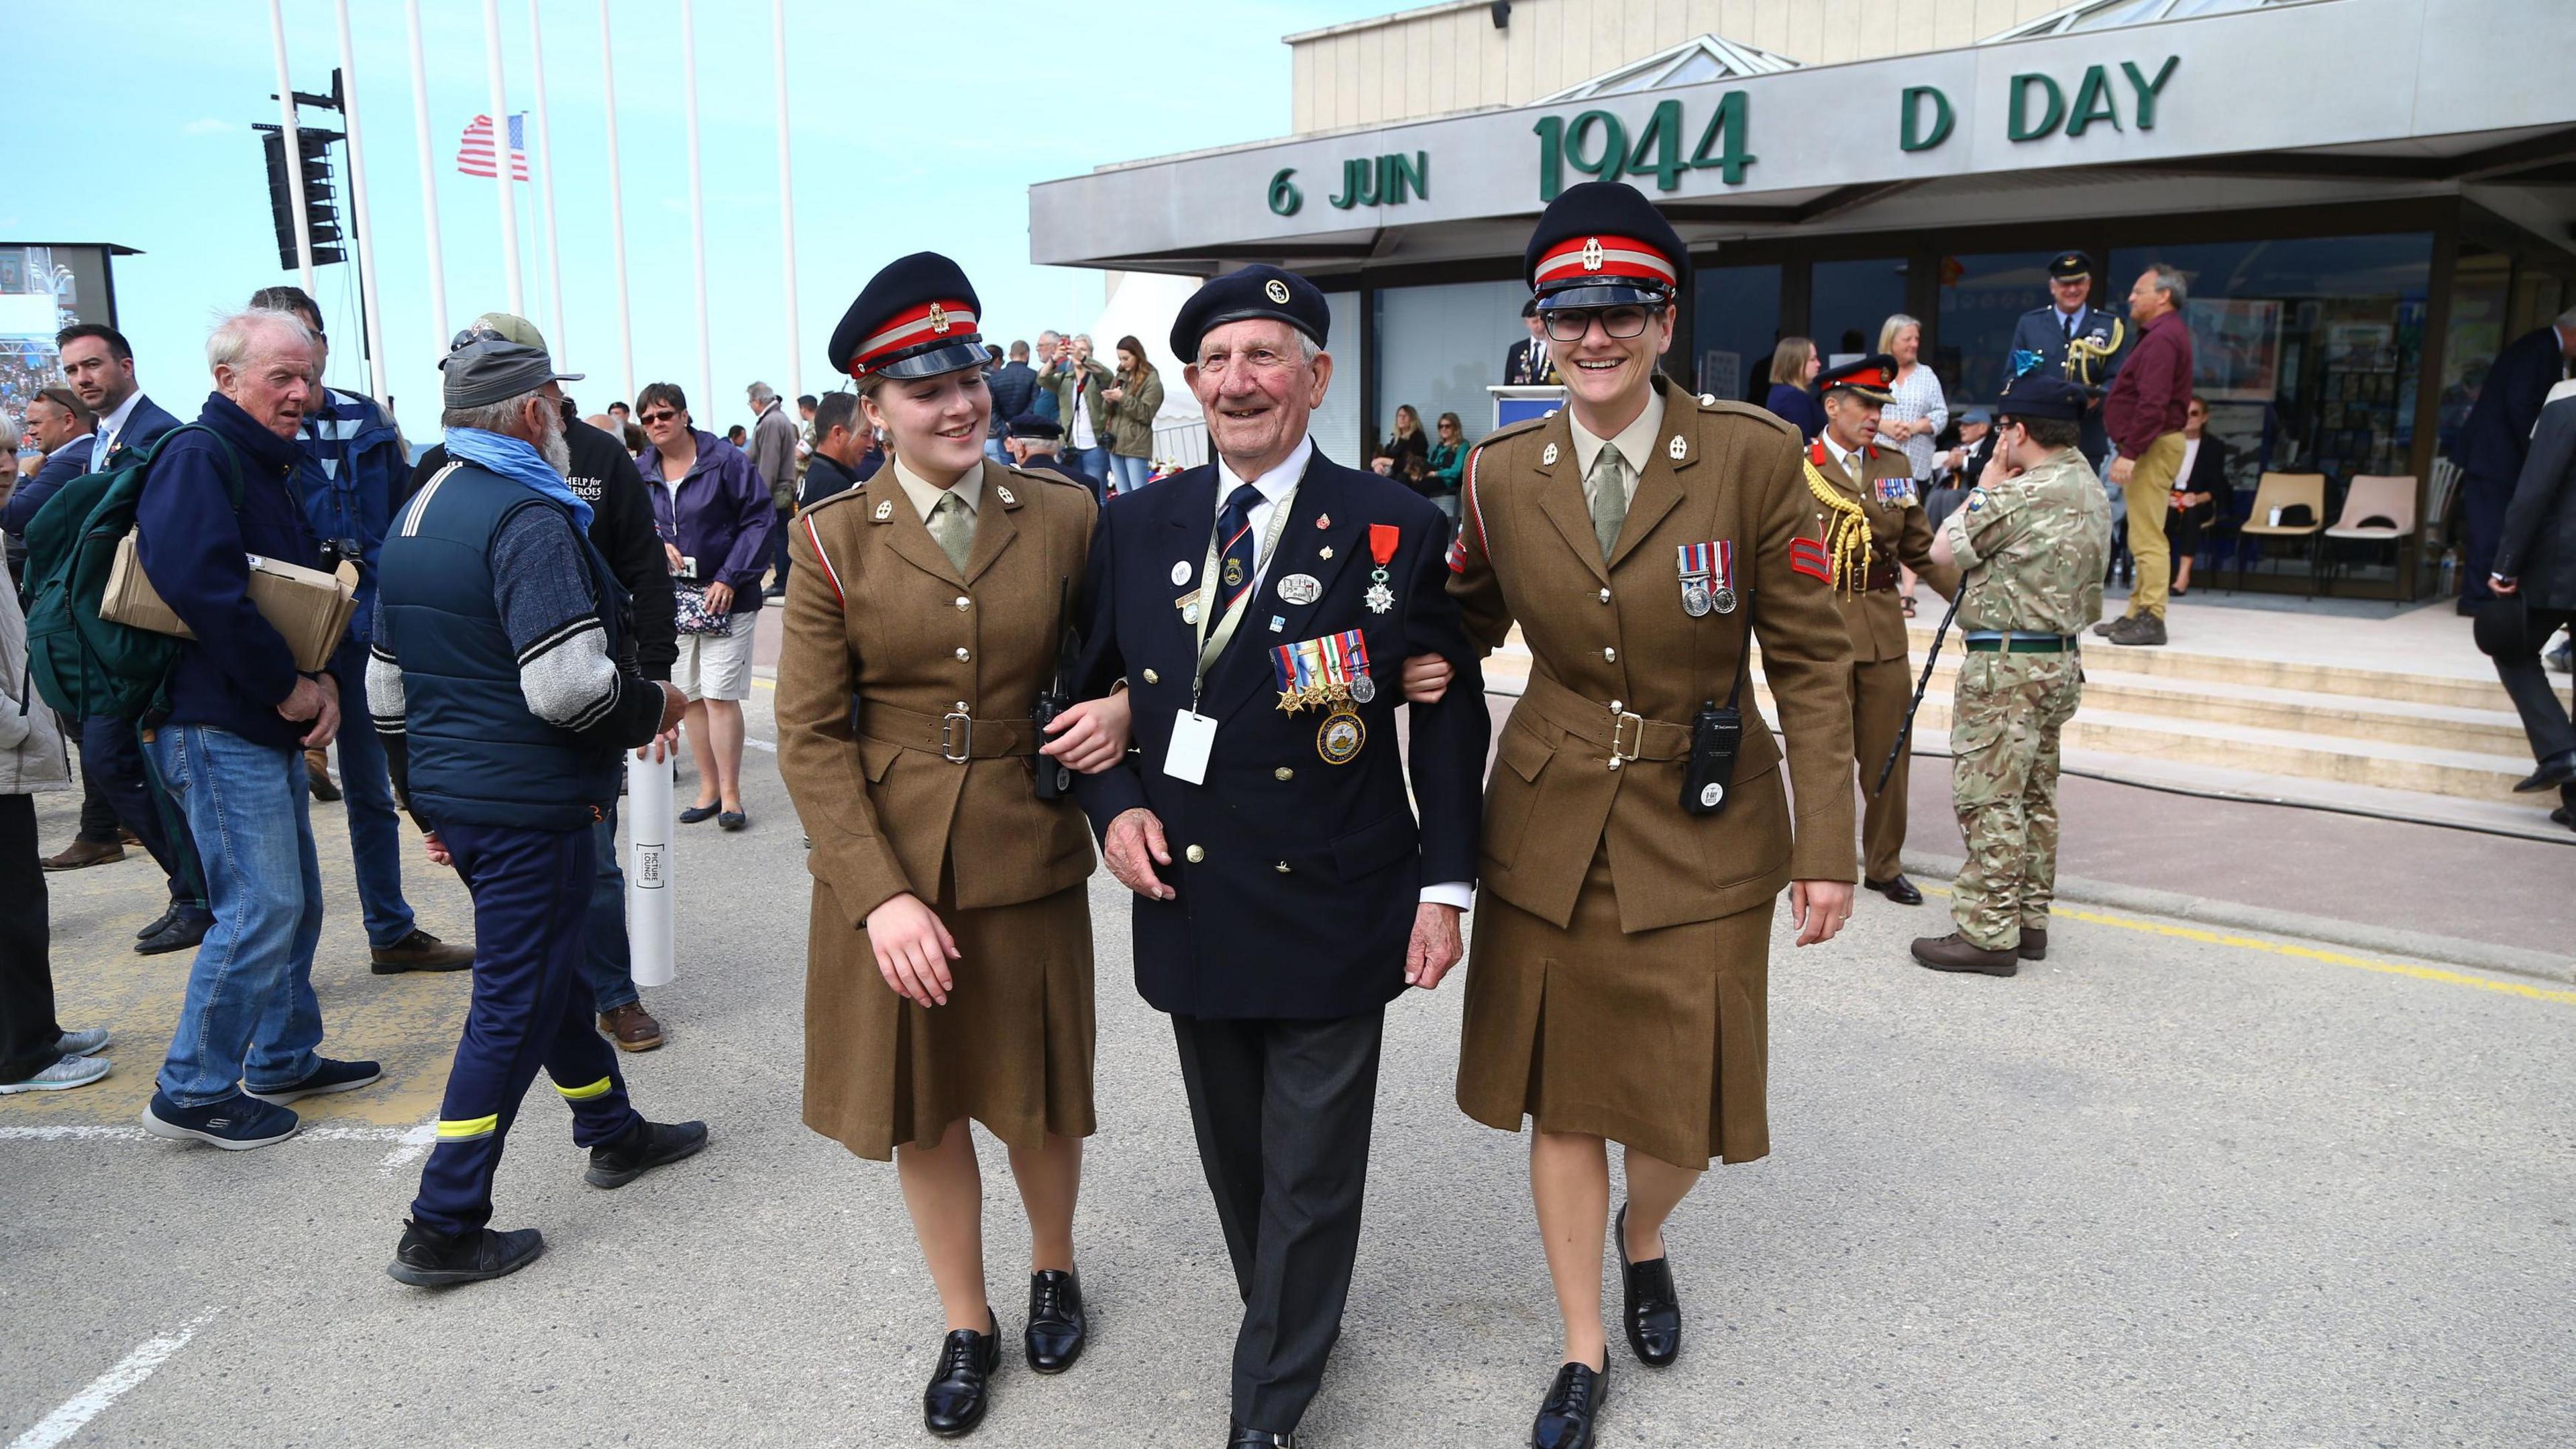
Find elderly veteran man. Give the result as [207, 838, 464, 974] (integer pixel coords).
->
[1072, 264, 1489, 1449]
[1913, 375, 2111, 976]
[371, 330, 704, 1286]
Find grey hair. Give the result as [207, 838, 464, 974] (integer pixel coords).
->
[747, 382, 777, 406]
[441, 386, 549, 431]
[0, 413, 19, 451]
[2145, 264, 2189, 307]
[1877, 313, 1922, 354]
[205, 307, 317, 374]
[2556, 305, 2576, 331]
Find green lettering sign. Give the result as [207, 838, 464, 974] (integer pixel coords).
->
[2123, 56, 2180, 130]
[1534, 93, 1751, 200]
[2008, 73, 2067, 142]
[1268, 168, 1301, 217]
[1900, 85, 1954, 152]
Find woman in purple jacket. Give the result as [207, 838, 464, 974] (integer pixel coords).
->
[635, 382, 775, 832]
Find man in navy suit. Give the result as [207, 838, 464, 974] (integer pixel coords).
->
[1074, 264, 1489, 1449]
[2455, 311, 2576, 605]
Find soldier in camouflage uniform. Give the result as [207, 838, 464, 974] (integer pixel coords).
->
[1910, 376, 2111, 977]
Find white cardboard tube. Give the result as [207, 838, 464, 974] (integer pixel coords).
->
[627, 750, 676, 987]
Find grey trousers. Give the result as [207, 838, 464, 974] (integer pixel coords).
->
[1171, 1008, 1386, 1436]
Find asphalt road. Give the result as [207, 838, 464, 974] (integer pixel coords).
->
[5, 684, 2572, 1448]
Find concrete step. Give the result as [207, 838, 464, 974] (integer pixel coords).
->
[1897, 663, 2531, 757]
[1904, 623, 2514, 713]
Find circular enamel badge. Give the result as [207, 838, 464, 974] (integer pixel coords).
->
[1317, 710, 1366, 764]
[1265, 278, 1291, 305]
[1171, 559, 1193, 586]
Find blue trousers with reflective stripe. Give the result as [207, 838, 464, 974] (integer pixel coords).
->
[410, 819, 637, 1237]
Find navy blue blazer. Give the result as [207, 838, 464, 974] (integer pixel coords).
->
[1073, 447, 1489, 1020]
[2455, 324, 2571, 484]
[101, 393, 184, 466]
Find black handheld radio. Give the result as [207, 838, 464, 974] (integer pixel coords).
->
[1032, 578, 1077, 800]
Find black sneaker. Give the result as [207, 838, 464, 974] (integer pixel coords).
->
[386, 1219, 546, 1287]
[584, 1117, 710, 1188]
[140, 1089, 300, 1150]
[244, 1057, 384, 1106]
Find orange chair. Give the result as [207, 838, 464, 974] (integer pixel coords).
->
[2234, 472, 2327, 595]
[2320, 474, 2417, 597]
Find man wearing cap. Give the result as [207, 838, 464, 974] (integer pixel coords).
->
[404, 313, 681, 1053]
[372, 328, 706, 1285]
[1807, 354, 1959, 907]
[1002, 413, 1104, 504]
[2007, 252, 2127, 464]
[1913, 375, 2111, 977]
[1073, 262, 1489, 1449]
[1447, 181, 1857, 1449]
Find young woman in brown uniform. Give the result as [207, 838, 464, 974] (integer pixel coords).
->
[777, 253, 1130, 1439]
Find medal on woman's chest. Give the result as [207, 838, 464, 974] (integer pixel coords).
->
[1676, 540, 1736, 616]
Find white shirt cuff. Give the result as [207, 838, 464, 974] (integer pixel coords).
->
[1419, 881, 1473, 910]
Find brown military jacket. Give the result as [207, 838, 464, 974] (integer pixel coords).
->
[1450, 376, 1859, 933]
[776, 460, 1098, 928]
[1809, 437, 1960, 662]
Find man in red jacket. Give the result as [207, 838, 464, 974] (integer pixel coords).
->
[2096, 264, 2195, 647]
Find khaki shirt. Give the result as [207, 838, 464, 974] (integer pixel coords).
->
[891, 458, 984, 521]
[1566, 385, 1666, 515]
[1939, 448, 2114, 636]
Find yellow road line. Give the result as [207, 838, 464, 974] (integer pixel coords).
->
[1920, 883, 2576, 1006]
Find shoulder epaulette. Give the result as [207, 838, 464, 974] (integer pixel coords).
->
[1477, 415, 1552, 451]
[800, 482, 872, 517]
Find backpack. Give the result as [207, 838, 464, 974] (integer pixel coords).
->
[19, 425, 242, 722]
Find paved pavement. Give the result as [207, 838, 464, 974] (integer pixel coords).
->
[6, 684, 2573, 1448]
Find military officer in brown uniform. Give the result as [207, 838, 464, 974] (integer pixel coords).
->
[1447, 182, 1858, 1449]
[1805, 354, 1959, 906]
[777, 252, 1132, 1440]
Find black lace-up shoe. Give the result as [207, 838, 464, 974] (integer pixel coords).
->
[924, 1312, 1001, 1437]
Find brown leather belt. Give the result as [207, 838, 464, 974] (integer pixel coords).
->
[856, 700, 1034, 762]
[1864, 559, 1900, 592]
[1517, 674, 1692, 767]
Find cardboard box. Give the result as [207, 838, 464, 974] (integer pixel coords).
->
[101, 530, 358, 674]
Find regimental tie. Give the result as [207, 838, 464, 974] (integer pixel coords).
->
[928, 490, 973, 573]
[1216, 483, 1264, 611]
[1587, 448, 1627, 563]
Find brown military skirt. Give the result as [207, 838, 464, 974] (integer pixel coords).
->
[802, 874, 1095, 1162]
[1456, 843, 1772, 1170]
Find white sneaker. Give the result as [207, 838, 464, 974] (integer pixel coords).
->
[55, 1027, 111, 1057]
[1, 1054, 113, 1095]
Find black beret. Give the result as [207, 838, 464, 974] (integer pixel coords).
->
[828, 252, 985, 382]
[1997, 373, 2090, 421]
[1816, 353, 1899, 404]
[1006, 413, 1062, 441]
[1169, 264, 1328, 361]
[2048, 251, 2094, 281]
[1523, 181, 1685, 309]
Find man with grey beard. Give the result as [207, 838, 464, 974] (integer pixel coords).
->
[369, 328, 703, 1286]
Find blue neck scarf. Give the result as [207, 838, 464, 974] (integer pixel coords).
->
[443, 425, 594, 535]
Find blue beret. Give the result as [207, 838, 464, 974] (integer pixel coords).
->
[1169, 264, 1328, 361]
[828, 252, 985, 382]
[1523, 181, 1685, 310]
[1997, 373, 2090, 421]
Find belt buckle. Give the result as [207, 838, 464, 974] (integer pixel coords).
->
[940, 708, 973, 764]
[1609, 706, 1645, 769]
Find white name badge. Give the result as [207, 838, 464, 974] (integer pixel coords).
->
[1163, 709, 1218, 784]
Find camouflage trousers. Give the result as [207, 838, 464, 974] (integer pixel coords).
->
[1948, 652, 2083, 951]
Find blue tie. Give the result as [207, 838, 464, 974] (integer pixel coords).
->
[1216, 483, 1263, 612]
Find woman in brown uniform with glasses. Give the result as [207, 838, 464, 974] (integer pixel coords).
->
[778, 252, 1130, 1440]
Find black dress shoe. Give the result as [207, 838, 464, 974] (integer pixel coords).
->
[136, 910, 211, 957]
[1024, 1268, 1087, 1373]
[584, 1117, 710, 1188]
[1865, 873, 1924, 906]
[1229, 1428, 1296, 1448]
[1529, 1360, 1608, 1449]
[1615, 1203, 1680, 1366]
[678, 802, 721, 824]
[2513, 750, 2576, 794]
[924, 1313, 1000, 1438]
[134, 904, 178, 942]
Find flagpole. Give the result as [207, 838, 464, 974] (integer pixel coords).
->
[268, 0, 315, 294]
[402, 0, 449, 339]
[480, 0, 523, 316]
[597, 0, 635, 405]
[333, 0, 388, 401]
[527, 0, 568, 357]
[771, 0, 801, 397]
[681, 0, 712, 412]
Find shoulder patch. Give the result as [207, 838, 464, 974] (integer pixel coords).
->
[1479, 415, 1551, 449]
[1695, 398, 1801, 443]
[800, 482, 873, 518]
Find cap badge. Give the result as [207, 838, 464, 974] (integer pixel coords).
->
[1668, 435, 1687, 461]
[928, 302, 951, 335]
[1581, 237, 1605, 272]
[1265, 278, 1291, 305]
[1542, 443, 1560, 466]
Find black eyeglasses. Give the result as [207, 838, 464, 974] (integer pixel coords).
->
[1540, 306, 1658, 344]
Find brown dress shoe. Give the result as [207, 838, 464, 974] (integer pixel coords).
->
[1911, 932, 2020, 977]
[370, 929, 477, 973]
[306, 749, 342, 802]
[42, 839, 126, 871]
[2019, 928, 2049, 961]
[599, 1003, 665, 1052]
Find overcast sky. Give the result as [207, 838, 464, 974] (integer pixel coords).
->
[17, 0, 1389, 433]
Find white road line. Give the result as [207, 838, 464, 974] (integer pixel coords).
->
[8, 1307, 221, 1449]
[0, 1124, 425, 1144]
[376, 1118, 438, 1174]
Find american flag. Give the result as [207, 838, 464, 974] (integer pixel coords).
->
[455, 113, 529, 180]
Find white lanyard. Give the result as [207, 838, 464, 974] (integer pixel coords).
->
[1188, 482, 1297, 707]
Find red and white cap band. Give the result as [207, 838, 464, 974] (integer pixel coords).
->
[847, 299, 981, 377]
[1533, 234, 1678, 288]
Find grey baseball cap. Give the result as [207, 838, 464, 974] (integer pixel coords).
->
[439, 325, 584, 408]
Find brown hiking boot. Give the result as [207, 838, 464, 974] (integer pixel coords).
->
[1911, 932, 2020, 977]
[42, 839, 126, 871]
[2019, 928, 2049, 961]
[2105, 613, 2167, 647]
[307, 749, 341, 802]
[370, 929, 476, 974]
[599, 1003, 665, 1053]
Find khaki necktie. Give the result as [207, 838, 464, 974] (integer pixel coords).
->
[928, 491, 973, 573]
[1587, 448, 1628, 563]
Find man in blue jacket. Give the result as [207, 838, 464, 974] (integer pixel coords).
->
[372, 329, 703, 1285]
[134, 307, 380, 1151]
[248, 286, 476, 976]
[2455, 310, 2576, 606]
